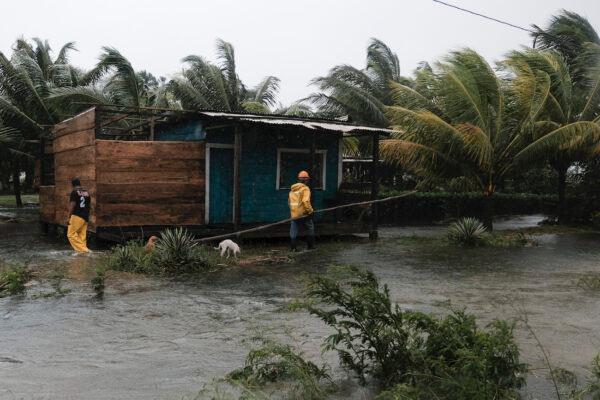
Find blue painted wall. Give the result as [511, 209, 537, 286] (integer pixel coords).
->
[206, 127, 340, 223]
[155, 121, 205, 141]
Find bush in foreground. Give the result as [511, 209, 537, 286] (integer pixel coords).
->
[227, 339, 334, 400]
[306, 267, 526, 398]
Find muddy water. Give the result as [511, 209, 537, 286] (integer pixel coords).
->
[1, 211, 599, 399]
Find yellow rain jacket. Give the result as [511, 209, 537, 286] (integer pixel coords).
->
[288, 183, 314, 219]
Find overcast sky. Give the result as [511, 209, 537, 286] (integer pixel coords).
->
[1, 0, 598, 105]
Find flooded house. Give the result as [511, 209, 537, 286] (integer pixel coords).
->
[38, 106, 390, 241]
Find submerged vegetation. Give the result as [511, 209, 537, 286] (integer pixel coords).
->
[0, 263, 30, 297]
[102, 228, 220, 276]
[447, 217, 487, 246]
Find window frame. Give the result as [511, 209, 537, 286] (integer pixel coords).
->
[276, 148, 327, 190]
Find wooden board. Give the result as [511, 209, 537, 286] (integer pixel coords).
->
[53, 130, 95, 153]
[39, 186, 55, 222]
[96, 140, 204, 159]
[55, 146, 96, 166]
[52, 108, 96, 137]
[94, 140, 205, 228]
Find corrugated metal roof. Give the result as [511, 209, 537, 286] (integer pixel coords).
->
[198, 111, 394, 135]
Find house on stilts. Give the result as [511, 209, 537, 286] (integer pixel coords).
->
[38, 106, 391, 241]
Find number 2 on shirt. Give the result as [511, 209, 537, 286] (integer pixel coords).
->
[80, 196, 86, 208]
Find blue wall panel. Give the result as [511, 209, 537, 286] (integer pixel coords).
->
[206, 127, 340, 223]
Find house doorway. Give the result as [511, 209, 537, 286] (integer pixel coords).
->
[207, 145, 234, 224]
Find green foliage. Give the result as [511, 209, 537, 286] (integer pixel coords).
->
[102, 228, 220, 275]
[447, 217, 487, 246]
[336, 191, 559, 223]
[0, 264, 30, 297]
[151, 227, 220, 274]
[306, 267, 526, 398]
[227, 339, 334, 400]
[576, 274, 600, 291]
[91, 267, 106, 298]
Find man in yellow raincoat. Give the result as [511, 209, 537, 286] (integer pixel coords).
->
[288, 170, 315, 251]
[67, 178, 91, 253]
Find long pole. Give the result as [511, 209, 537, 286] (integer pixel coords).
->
[369, 132, 380, 240]
[196, 190, 416, 243]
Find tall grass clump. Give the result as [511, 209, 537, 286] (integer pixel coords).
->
[0, 264, 31, 297]
[306, 267, 526, 398]
[227, 339, 334, 400]
[447, 217, 487, 246]
[102, 228, 220, 275]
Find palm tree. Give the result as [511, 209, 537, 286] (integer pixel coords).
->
[505, 47, 600, 221]
[380, 49, 600, 229]
[169, 39, 280, 113]
[528, 11, 600, 221]
[49, 47, 175, 113]
[308, 38, 410, 127]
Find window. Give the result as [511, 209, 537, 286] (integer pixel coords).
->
[277, 149, 326, 190]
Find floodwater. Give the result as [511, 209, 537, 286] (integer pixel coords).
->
[1, 210, 599, 399]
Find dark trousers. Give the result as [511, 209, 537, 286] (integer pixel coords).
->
[290, 217, 315, 249]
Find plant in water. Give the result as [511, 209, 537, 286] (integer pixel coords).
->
[0, 264, 30, 297]
[102, 228, 220, 275]
[91, 267, 106, 298]
[306, 267, 526, 398]
[577, 274, 600, 291]
[151, 228, 219, 274]
[447, 217, 487, 246]
[227, 339, 334, 400]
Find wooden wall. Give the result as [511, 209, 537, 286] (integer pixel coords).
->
[95, 140, 205, 227]
[41, 108, 97, 229]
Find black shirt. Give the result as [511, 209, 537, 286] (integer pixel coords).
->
[69, 188, 91, 221]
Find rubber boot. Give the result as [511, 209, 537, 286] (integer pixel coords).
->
[290, 239, 298, 252]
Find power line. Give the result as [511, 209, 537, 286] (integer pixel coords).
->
[432, 0, 537, 34]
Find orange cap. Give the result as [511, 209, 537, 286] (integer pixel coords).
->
[298, 170, 310, 179]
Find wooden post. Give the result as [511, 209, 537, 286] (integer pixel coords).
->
[149, 117, 156, 141]
[309, 131, 317, 189]
[233, 125, 242, 229]
[370, 132, 380, 240]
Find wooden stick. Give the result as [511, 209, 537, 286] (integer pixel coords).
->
[196, 191, 417, 243]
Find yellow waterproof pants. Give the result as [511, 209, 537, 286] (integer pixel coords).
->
[67, 215, 89, 253]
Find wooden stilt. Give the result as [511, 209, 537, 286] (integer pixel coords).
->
[370, 132, 380, 240]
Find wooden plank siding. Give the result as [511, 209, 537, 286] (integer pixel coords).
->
[47, 108, 98, 230]
[94, 140, 205, 227]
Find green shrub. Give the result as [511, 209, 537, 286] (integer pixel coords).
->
[91, 267, 106, 298]
[104, 240, 150, 273]
[0, 264, 30, 297]
[447, 217, 487, 246]
[227, 339, 334, 400]
[577, 274, 600, 291]
[151, 228, 219, 274]
[306, 267, 526, 398]
[102, 228, 220, 275]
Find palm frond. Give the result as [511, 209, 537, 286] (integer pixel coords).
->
[251, 76, 280, 107]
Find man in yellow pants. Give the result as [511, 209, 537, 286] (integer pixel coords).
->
[67, 178, 91, 253]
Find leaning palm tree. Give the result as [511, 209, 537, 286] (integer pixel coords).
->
[380, 49, 600, 229]
[308, 38, 410, 127]
[49, 47, 176, 114]
[505, 47, 600, 221]
[169, 39, 280, 113]
[528, 11, 600, 221]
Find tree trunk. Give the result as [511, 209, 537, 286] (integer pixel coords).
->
[23, 159, 34, 193]
[12, 159, 23, 208]
[557, 166, 567, 224]
[482, 194, 494, 231]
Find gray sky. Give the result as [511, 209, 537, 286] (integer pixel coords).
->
[1, 0, 598, 105]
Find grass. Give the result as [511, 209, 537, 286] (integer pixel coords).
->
[577, 274, 600, 291]
[0, 194, 38, 207]
[0, 263, 31, 297]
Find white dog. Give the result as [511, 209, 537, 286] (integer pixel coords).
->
[215, 239, 241, 258]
